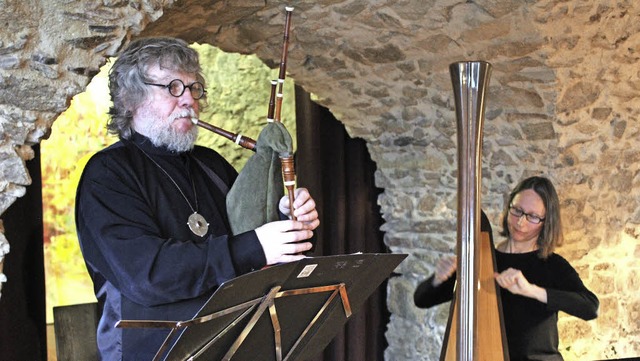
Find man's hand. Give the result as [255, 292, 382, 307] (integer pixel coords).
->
[255, 220, 314, 265]
[279, 187, 320, 229]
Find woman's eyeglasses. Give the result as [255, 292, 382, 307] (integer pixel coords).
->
[509, 205, 545, 224]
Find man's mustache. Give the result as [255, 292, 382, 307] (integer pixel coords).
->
[168, 108, 197, 123]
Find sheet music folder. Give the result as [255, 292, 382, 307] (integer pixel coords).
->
[160, 253, 406, 361]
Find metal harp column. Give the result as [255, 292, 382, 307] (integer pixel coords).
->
[451, 61, 492, 361]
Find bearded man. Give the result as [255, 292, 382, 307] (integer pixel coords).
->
[75, 37, 319, 360]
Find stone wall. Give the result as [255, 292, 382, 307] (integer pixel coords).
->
[0, 0, 638, 360]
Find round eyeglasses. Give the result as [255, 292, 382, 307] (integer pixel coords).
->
[144, 79, 206, 100]
[509, 205, 545, 224]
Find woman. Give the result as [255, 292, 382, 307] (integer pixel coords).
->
[414, 176, 599, 361]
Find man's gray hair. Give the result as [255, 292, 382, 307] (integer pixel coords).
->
[107, 37, 205, 139]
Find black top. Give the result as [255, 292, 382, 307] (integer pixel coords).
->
[414, 248, 599, 361]
[75, 133, 266, 360]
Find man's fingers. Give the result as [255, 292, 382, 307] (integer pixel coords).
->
[266, 222, 314, 243]
[276, 253, 308, 263]
[266, 219, 307, 232]
[268, 242, 312, 265]
[294, 208, 318, 221]
[286, 230, 314, 244]
[293, 200, 317, 219]
[288, 241, 312, 254]
[300, 217, 320, 230]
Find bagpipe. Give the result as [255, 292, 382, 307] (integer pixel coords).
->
[194, 6, 296, 234]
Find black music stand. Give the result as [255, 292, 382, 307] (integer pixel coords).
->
[119, 253, 405, 361]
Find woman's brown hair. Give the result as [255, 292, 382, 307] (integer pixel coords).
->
[500, 176, 563, 259]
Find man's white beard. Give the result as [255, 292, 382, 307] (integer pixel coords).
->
[138, 108, 198, 152]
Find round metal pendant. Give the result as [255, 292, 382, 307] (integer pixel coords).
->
[187, 212, 209, 237]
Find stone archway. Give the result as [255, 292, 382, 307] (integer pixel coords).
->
[1, 1, 640, 360]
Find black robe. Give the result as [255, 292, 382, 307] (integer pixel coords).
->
[75, 133, 266, 360]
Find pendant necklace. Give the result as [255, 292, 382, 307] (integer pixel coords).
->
[134, 143, 209, 237]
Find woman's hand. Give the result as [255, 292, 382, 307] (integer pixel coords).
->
[494, 268, 548, 303]
[432, 256, 457, 287]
